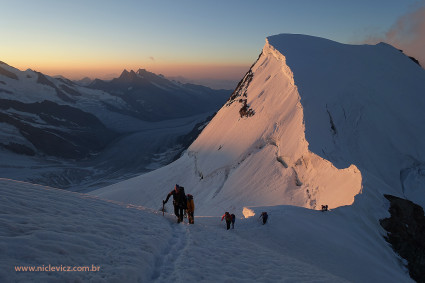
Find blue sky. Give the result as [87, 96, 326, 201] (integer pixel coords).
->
[1, 0, 424, 84]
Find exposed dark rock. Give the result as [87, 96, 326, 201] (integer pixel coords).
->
[408, 56, 421, 67]
[0, 142, 35, 156]
[0, 66, 19, 80]
[397, 48, 422, 67]
[226, 70, 254, 106]
[56, 77, 76, 86]
[55, 89, 75, 103]
[0, 99, 116, 159]
[36, 72, 56, 88]
[380, 194, 425, 282]
[36, 72, 75, 103]
[118, 69, 138, 82]
[0, 99, 103, 128]
[226, 52, 262, 118]
[88, 69, 229, 121]
[60, 84, 82, 96]
[239, 100, 255, 118]
[0, 88, 13, 94]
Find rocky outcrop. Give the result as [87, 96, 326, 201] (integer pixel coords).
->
[0, 65, 19, 80]
[380, 194, 425, 282]
[0, 99, 116, 159]
[226, 54, 262, 118]
[88, 69, 230, 121]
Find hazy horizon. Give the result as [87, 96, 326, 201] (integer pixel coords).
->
[2, 0, 424, 87]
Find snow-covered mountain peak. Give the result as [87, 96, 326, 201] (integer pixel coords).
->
[264, 34, 425, 205]
[95, 33, 425, 216]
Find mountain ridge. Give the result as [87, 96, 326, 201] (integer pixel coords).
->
[92, 33, 425, 281]
[0, 62, 229, 189]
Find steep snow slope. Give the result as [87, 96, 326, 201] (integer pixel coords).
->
[94, 34, 425, 214]
[92, 33, 425, 281]
[93, 35, 382, 213]
[266, 35, 425, 206]
[1, 179, 361, 282]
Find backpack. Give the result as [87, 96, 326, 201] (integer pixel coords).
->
[186, 194, 194, 211]
[176, 186, 187, 208]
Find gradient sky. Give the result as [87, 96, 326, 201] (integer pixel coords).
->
[2, 0, 424, 86]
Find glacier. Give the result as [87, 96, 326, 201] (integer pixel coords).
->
[2, 33, 425, 281]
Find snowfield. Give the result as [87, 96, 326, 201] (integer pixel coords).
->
[2, 33, 424, 282]
[91, 33, 425, 281]
[0, 179, 410, 282]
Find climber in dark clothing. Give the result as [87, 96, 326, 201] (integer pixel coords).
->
[221, 212, 232, 230]
[231, 213, 236, 229]
[259, 212, 268, 225]
[163, 184, 187, 223]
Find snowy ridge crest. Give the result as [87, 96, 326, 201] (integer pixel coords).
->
[263, 38, 295, 86]
[94, 34, 364, 213]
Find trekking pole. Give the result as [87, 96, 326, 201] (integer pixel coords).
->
[162, 201, 165, 216]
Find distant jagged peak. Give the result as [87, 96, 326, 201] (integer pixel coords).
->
[118, 69, 139, 81]
[119, 69, 130, 77]
[136, 68, 148, 75]
[137, 68, 164, 80]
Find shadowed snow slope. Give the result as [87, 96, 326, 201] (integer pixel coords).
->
[2, 178, 368, 282]
[1, 178, 413, 282]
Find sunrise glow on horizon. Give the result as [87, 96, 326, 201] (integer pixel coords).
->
[2, 0, 424, 84]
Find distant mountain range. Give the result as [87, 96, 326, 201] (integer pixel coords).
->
[88, 69, 230, 121]
[0, 62, 230, 189]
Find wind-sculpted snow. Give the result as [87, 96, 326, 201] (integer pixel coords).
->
[92, 33, 425, 281]
[0, 178, 173, 282]
[267, 34, 425, 200]
[95, 34, 364, 213]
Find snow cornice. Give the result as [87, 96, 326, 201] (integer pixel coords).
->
[263, 38, 295, 86]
